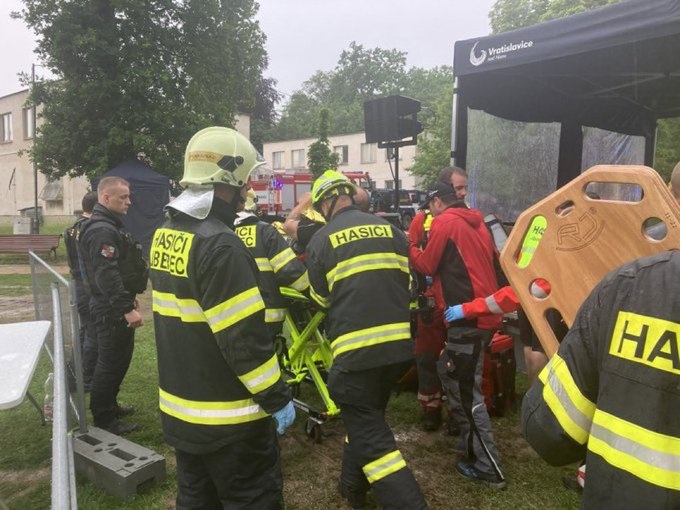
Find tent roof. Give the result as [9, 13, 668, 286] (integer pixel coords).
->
[103, 157, 170, 186]
[453, 0, 680, 136]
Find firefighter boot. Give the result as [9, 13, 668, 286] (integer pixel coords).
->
[338, 481, 366, 510]
[421, 410, 442, 432]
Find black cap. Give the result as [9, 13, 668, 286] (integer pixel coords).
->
[420, 181, 455, 209]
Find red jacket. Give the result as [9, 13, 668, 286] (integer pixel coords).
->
[409, 204, 504, 331]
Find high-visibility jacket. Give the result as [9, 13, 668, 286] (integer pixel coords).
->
[461, 285, 519, 319]
[149, 210, 291, 454]
[306, 206, 413, 371]
[234, 213, 309, 326]
[409, 204, 505, 331]
[522, 251, 680, 509]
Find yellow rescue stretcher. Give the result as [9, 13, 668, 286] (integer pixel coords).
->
[277, 287, 340, 442]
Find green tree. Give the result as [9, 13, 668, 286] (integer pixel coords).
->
[405, 66, 454, 186]
[15, 0, 267, 180]
[306, 109, 339, 179]
[249, 76, 283, 153]
[268, 42, 408, 141]
[489, 0, 619, 33]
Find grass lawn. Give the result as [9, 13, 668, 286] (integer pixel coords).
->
[0, 270, 581, 509]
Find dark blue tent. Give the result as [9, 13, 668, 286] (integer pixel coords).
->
[93, 158, 170, 254]
[452, 0, 680, 186]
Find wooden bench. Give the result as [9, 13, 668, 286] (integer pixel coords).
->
[0, 234, 62, 259]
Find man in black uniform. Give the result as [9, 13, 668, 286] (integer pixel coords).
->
[64, 190, 98, 391]
[235, 189, 309, 339]
[150, 127, 294, 509]
[78, 176, 148, 435]
[306, 170, 427, 510]
[522, 250, 680, 508]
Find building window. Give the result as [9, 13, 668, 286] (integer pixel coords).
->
[360, 143, 376, 164]
[272, 151, 284, 169]
[40, 179, 63, 202]
[334, 145, 349, 165]
[291, 149, 305, 168]
[0, 112, 12, 143]
[23, 107, 35, 139]
[385, 179, 402, 190]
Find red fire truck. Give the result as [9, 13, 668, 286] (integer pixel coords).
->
[250, 170, 371, 215]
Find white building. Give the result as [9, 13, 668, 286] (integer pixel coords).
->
[263, 132, 423, 190]
[0, 88, 252, 228]
[0, 89, 89, 226]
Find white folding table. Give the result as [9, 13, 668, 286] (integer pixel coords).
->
[0, 321, 51, 414]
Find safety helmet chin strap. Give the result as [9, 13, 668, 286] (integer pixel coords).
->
[322, 195, 340, 222]
[230, 188, 246, 209]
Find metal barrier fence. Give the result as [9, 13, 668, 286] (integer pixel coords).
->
[50, 283, 78, 509]
[29, 251, 87, 431]
[28, 252, 83, 509]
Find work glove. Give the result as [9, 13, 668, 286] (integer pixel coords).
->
[444, 304, 464, 323]
[272, 401, 296, 435]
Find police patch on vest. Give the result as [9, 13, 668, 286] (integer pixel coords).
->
[329, 224, 393, 248]
[609, 311, 680, 375]
[150, 228, 195, 278]
[235, 225, 257, 248]
[100, 244, 116, 259]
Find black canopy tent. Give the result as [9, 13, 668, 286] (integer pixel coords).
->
[452, 0, 680, 188]
[92, 158, 170, 254]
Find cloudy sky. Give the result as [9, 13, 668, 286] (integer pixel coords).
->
[0, 0, 495, 99]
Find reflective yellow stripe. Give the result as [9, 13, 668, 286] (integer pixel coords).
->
[310, 286, 330, 308]
[280, 286, 307, 301]
[332, 322, 410, 358]
[363, 450, 407, 484]
[238, 354, 281, 394]
[326, 253, 409, 291]
[270, 248, 296, 273]
[265, 308, 286, 323]
[204, 287, 265, 334]
[289, 271, 309, 292]
[539, 354, 595, 444]
[255, 257, 273, 272]
[152, 290, 206, 322]
[158, 388, 268, 425]
[588, 409, 680, 490]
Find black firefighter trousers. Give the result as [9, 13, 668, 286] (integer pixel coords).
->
[90, 318, 134, 427]
[175, 422, 283, 509]
[328, 362, 428, 510]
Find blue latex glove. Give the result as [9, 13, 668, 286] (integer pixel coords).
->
[272, 401, 296, 435]
[444, 304, 464, 323]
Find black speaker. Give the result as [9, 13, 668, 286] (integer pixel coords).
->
[363, 95, 423, 144]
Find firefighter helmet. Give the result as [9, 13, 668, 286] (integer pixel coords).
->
[311, 170, 356, 206]
[243, 187, 258, 213]
[180, 127, 267, 189]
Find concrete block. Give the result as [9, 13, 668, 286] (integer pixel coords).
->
[73, 427, 166, 500]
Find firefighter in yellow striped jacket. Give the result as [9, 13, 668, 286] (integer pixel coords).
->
[306, 170, 428, 509]
[522, 250, 680, 509]
[150, 127, 293, 509]
[234, 190, 309, 338]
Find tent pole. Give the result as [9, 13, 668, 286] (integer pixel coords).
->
[451, 76, 468, 169]
[644, 125, 657, 168]
[557, 121, 583, 188]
